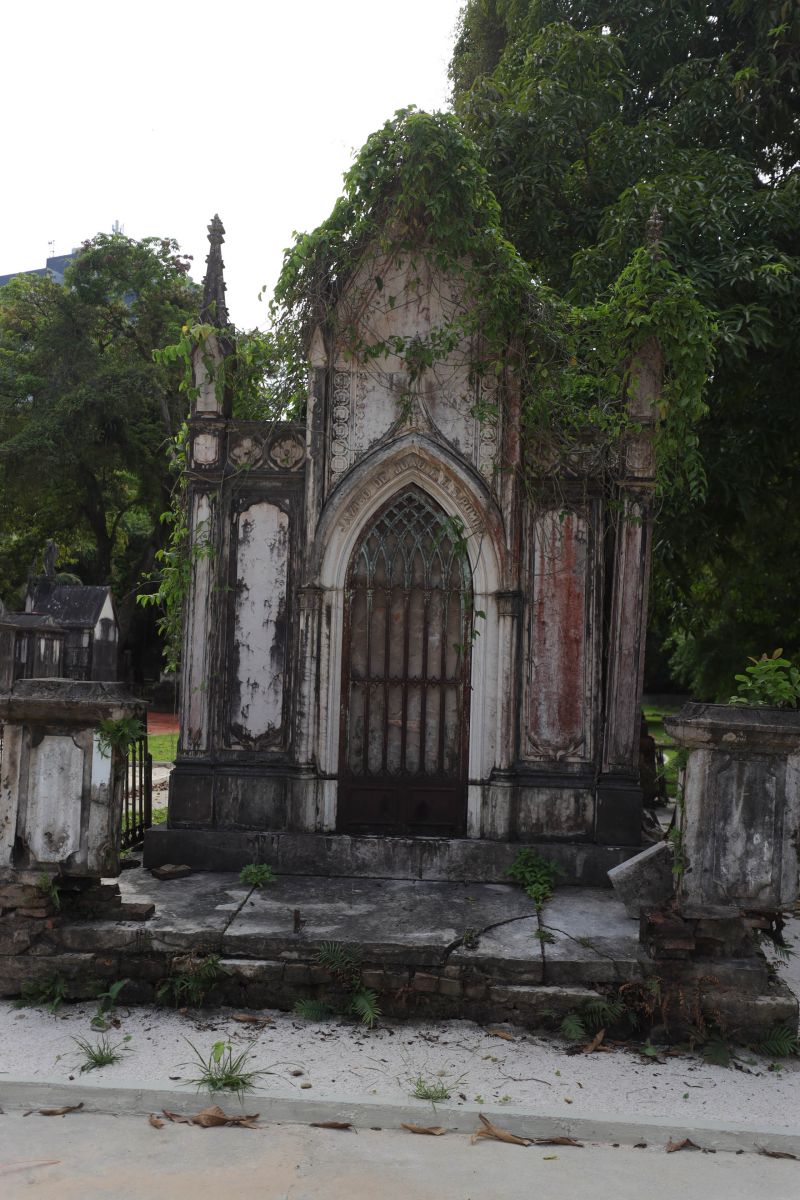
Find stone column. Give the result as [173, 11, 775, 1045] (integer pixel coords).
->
[597, 337, 661, 844]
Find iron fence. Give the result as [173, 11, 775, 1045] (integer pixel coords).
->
[121, 734, 152, 850]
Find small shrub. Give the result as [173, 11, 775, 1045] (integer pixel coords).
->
[13, 975, 67, 1015]
[506, 850, 560, 911]
[239, 863, 276, 888]
[180, 1038, 272, 1100]
[37, 872, 60, 911]
[729, 650, 800, 709]
[73, 1033, 131, 1072]
[91, 978, 129, 1030]
[97, 716, 146, 758]
[156, 955, 220, 1008]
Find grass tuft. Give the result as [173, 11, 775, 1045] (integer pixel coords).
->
[410, 1075, 452, 1102]
[180, 1038, 273, 1100]
[73, 1033, 131, 1072]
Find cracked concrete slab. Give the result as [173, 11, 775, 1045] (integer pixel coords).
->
[114, 871, 251, 955]
[114, 870, 644, 982]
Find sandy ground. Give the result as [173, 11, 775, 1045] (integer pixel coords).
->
[1, 917, 798, 1133]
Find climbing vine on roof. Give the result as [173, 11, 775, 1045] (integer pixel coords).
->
[271, 107, 715, 503]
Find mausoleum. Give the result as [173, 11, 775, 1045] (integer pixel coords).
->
[145, 214, 659, 883]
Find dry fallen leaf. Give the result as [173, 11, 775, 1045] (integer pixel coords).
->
[471, 1114, 532, 1147]
[531, 1136, 583, 1148]
[582, 1029, 605, 1054]
[148, 1114, 165, 1129]
[192, 1106, 260, 1129]
[162, 1107, 259, 1129]
[666, 1138, 701, 1153]
[310, 1121, 353, 1131]
[757, 1147, 798, 1161]
[23, 1102, 84, 1118]
[401, 1123, 447, 1136]
[231, 1013, 272, 1027]
[487, 1029, 515, 1041]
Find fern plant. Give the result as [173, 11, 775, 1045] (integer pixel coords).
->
[583, 996, 625, 1033]
[156, 955, 220, 1007]
[293, 998, 333, 1021]
[293, 942, 382, 1029]
[560, 1012, 586, 1041]
[758, 1025, 800, 1058]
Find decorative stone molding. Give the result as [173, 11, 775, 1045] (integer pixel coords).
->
[229, 435, 263, 468]
[192, 432, 219, 466]
[267, 433, 305, 471]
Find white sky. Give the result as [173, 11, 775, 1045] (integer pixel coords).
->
[3, 0, 464, 329]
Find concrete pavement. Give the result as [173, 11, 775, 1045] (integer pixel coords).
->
[1, 1109, 799, 1200]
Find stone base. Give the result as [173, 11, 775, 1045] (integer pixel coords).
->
[1, 870, 795, 1045]
[142, 825, 639, 886]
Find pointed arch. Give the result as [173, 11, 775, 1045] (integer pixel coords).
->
[303, 437, 508, 833]
[337, 485, 472, 834]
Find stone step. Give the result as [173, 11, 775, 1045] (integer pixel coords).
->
[143, 827, 638, 886]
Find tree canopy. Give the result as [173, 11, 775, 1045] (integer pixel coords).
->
[0, 233, 197, 658]
[450, 0, 800, 696]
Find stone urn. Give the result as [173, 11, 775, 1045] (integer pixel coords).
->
[664, 702, 800, 915]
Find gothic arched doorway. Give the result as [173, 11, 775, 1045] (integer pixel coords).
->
[337, 486, 472, 835]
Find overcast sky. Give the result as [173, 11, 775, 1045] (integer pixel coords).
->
[4, 1, 463, 329]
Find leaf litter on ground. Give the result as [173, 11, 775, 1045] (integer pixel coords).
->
[23, 1102, 83, 1117]
[471, 1114, 532, 1147]
[161, 1106, 260, 1129]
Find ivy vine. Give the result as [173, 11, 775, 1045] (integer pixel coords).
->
[271, 107, 716, 504]
[140, 107, 716, 671]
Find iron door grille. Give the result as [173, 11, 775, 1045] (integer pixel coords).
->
[338, 486, 472, 835]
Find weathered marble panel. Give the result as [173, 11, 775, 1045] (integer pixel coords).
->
[26, 733, 84, 862]
[229, 502, 289, 747]
[184, 493, 214, 750]
[86, 731, 115, 874]
[329, 256, 483, 486]
[523, 509, 596, 761]
[0, 724, 23, 866]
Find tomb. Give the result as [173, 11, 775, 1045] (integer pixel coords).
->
[145, 215, 658, 883]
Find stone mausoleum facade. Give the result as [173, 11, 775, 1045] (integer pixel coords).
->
[145, 218, 659, 882]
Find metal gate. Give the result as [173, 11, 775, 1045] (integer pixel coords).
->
[121, 734, 153, 850]
[337, 486, 472, 835]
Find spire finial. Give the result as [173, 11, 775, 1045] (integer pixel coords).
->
[201, 214, 229, 328]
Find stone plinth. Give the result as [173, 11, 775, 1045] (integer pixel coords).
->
[0, 679, 145, 878]
[664, 703, 800, 915]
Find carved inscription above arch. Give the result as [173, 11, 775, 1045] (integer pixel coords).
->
[336, 452, 485, 537]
